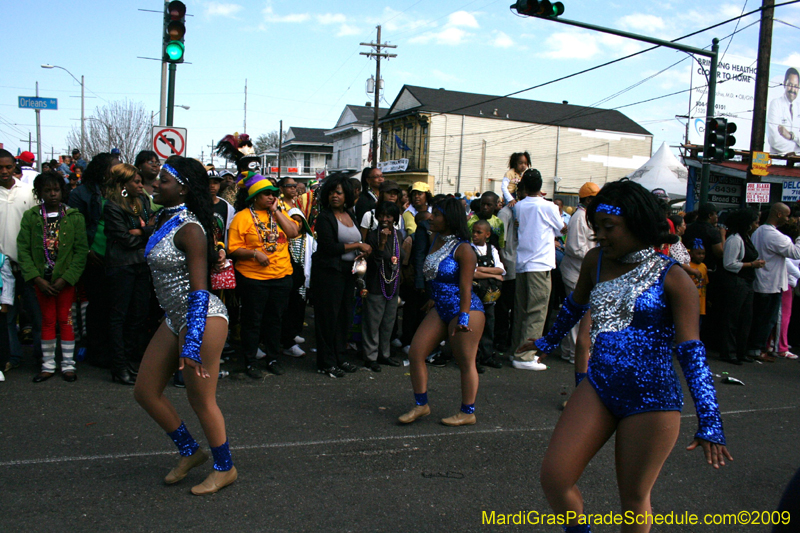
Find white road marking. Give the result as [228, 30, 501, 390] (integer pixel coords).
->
[0, 405, 794, 468]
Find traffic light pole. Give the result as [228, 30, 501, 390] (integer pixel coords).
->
[699, 39, 720, 205]
[513, 13, 719, 203]
[166, 63, 176, 127]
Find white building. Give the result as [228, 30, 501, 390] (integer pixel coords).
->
[379, 85, 653, 201]
[325, 104, 388, 172]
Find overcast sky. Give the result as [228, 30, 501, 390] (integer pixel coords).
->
[3, 0, 800, 164]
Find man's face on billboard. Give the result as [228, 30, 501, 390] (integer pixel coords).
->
[786, 74, 799, 102]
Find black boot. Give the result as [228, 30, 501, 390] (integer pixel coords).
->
[111, 353, 136, 385]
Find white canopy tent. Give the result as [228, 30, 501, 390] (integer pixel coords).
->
[627, 142, 689, 200]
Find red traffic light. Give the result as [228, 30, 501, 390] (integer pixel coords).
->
[168, 1, 186, 20]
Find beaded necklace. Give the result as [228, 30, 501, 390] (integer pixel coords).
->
[249, 207, 278, 252]
[41, 203, 66, 269]
[379, 227, 400, 300]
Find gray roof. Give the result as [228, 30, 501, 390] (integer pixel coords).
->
[286, 127, 330, 144]
[347, 105, 388, 124]
[383, 85, 651, 136]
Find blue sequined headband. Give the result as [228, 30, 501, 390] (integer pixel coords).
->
[692, 238, 704, 250]
[434, 205, 446, 216]
[596, 203, 623, 216]
[162, 163, 185, 185]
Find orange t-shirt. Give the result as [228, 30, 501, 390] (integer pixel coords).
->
[689, 261, 709, 315]
[228, 208, 299, 281]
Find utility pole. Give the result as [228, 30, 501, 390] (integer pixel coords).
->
[277, 120, 283, 180]
[244, 79, 248, 134]
[19, 132, 32, 152]
[747, 0, 774, 188]
[360, 26, 397, 168]
[35, 82, 42, 172]
[208, 139, 216, 167]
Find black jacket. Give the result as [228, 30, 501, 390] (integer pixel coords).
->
[365, 228, 405, 295]
[355, 190, 377, 223]
[103, 196, 154, 268]
[412, 220, 431, 290]
[311, 208, 359, 272]
[67, 182, 104, 246]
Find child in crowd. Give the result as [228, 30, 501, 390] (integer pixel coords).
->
[471, 219, 505, 371]
[17, 172, 88, 382]
[467, 192, 505, 249]
[0, 252, 14, 381]
[689, 239, 709, 324]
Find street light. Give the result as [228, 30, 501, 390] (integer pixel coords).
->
[151, 105, 189, 127]
[41, 64, 84, 157]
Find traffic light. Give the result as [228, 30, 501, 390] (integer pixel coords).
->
[705, 118, 737, 161]
[162, 1, 186, 63]
[511, 0, 565, 18]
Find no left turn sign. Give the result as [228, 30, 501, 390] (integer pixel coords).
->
[152, 126, 187, 159]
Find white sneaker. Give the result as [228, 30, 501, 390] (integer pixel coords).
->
[512, 357, 548, 371]
[294, 336, 305, 345]
[391, 338, 403, 348]
[255, 348, 267, 360]
[402, 345, 411, 355]
[0, 370, 5, 382]
[283, 345, 305, 357]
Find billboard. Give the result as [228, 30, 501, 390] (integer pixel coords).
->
[687, 54, 799, 156]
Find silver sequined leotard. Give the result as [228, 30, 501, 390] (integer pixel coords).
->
[423, 235, 483, 323]
[147, 209, 228, 335]
[588, 249, 684, 418]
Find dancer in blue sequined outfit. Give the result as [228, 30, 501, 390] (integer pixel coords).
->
[518, 181, 731, 533]
[133, 157, 237, 495]
[399, 197, 485, 427]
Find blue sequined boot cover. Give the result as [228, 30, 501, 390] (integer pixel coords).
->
[563, 523, 591, 533]
[211, 440, 234, 471]
[461, 403, 475, 414]
[167, 421, 199, 457]
[414, 392, 428, 406]
[575, 372, 587, 387]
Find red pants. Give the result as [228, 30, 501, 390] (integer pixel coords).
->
[35, 285, 75, 341]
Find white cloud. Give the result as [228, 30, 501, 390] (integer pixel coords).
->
[617, 14, 665, 31]
[367, 7, 436, 34]
[262, 5, 309, 23]
[431, 70, 463, 83]
[336, 24, 361, 37]
[447, 11, 479, 28]
[541, 32, 599, 59]
[317, 13, 347, 25]
[492, 31, 514, 48]
[205, 2, 243, 18]
[410, 26, 470, 46]
[720, 3, 748, 18]
[779, 53, 800, 66]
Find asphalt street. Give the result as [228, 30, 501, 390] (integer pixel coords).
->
[1, 327, 798, 533]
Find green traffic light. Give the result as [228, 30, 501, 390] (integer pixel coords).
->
[165, 41, 184, 61]
[551, 1, 565, 16]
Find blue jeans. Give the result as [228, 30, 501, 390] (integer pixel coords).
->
[7, 276, 42, 364]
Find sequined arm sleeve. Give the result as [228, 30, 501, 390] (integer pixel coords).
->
[675, 340, 726, 445]
[534, 293, 589, 354]
[181, 290, 209, 364]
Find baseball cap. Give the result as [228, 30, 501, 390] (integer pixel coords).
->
[411, 181, 430, 193]
[578, 182, 600, 199]
[380, 180, 401, 193]
[111, 148, 121, 156]
[17, 151, 35, 164]
[72, 149, 81, 155]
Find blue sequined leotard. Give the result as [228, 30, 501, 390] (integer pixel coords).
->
[146, 209, 228, 335]
[536, 247, 725, 445]
[423, 235, 483, 323]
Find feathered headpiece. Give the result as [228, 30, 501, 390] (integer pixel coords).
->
[215, 133, 261, 173]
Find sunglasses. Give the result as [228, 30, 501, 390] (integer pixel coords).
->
[262, 189, 279, 197]
[282, 184, 297, 188]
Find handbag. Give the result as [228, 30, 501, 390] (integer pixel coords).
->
[210, 259, 236, 290]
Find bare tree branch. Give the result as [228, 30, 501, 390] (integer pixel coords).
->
[65, 100, 150, 164]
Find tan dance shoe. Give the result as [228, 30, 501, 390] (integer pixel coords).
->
[191, 466, 238, 495]
[441, 412, 476, 426]
[398, 404, 431, 424]
[164, 448, 209, 485]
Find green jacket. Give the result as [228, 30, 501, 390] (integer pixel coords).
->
[17, 206, 89, 286]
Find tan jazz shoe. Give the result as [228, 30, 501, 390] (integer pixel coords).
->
[164, 448, 209, 485]
[441, 412, 476, 426]
[191, 466, 238, 495]
[398, 404, 431, 424]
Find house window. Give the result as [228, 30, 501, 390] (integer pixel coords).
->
[304, 153, 311, 174]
